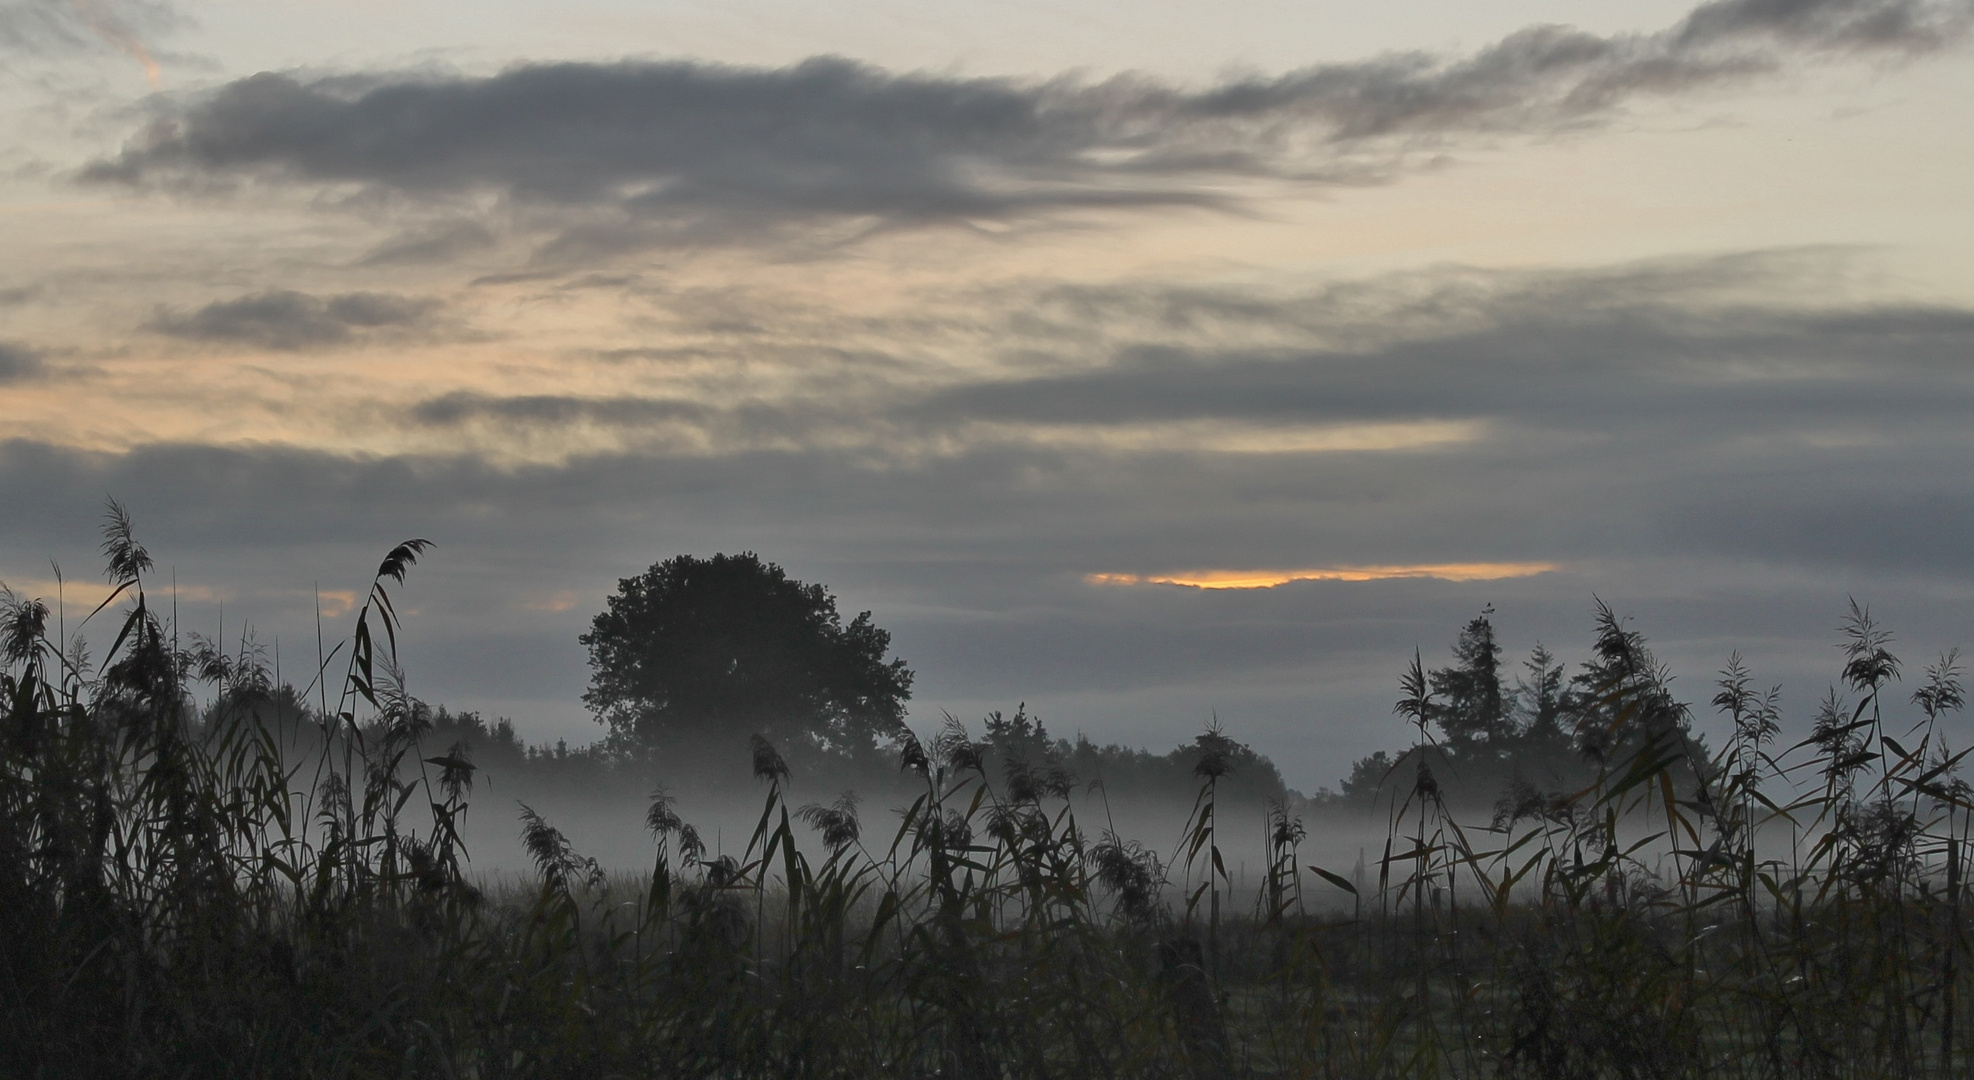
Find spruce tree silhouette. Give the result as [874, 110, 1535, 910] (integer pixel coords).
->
[1427, 606, 1511, 750]
[581, 552, 913, 757]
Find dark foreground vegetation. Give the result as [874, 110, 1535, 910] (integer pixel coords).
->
[5, 508, 1973, 1077]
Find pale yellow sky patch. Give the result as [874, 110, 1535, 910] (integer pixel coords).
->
[1, 576, 223, 610]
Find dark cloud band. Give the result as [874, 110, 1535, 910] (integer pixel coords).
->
[84, 0, 1970, 244]
[409, 391, 708, 428]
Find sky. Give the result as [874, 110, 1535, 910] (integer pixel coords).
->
[3, 0, 1973, 792]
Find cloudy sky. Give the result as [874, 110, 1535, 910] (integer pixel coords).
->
[3, 0, 1972, 790]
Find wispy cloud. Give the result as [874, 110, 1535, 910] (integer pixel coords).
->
[148, 289, 443, 351]
[0, 0, 180, 81]
[45, 252, 1960, 472]
[81, 0, 1972, 251]
[963, 418, 1484, 455]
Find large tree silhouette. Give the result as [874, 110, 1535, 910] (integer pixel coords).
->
[581, 552, 913, 755]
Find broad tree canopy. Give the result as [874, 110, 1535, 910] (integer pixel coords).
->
[581, 552, 913, 755]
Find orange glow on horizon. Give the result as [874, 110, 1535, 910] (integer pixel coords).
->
[1087, 562, 1560, 589]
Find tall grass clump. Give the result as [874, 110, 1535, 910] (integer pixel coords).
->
[6, 506, 1974, 1077]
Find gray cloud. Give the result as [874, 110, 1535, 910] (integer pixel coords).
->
[916, 304, 1974, 434]
[148, 288, 442, 350]
[84, 0, 1970, 246]
[0, 341, 45, 382]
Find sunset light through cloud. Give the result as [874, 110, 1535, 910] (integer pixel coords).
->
[1087, 563, 1561, 590]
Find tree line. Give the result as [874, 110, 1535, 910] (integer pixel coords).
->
[1329, 603, 1709, 813]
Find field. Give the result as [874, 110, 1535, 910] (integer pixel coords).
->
[4, 515, 1971, 1079]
